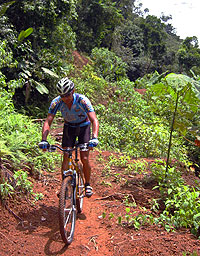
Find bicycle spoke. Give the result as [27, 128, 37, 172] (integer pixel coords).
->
[64, 208, 72, 228]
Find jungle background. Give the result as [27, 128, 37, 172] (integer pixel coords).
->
[1, 1, 200, 254]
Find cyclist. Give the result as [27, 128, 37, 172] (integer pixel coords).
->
[39, 77, 99, 197]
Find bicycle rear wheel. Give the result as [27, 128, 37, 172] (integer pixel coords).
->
[59, 175, 76, 245]
[76, 163, 84, 213]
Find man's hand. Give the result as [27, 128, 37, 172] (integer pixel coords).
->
[38, 140, 50, 150]
[88, 138, 99, 148]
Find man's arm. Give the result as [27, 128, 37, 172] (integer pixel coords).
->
[42, 113, 55, 140]
[87, 111, 99, 138]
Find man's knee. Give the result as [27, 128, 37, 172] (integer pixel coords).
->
[81, 156, 89, 165]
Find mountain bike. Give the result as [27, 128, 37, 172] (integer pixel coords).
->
[48, 141, 87, 245]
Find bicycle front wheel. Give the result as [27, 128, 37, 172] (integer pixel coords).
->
[59, 175, 76, 245]
[76, 163, 84, 213]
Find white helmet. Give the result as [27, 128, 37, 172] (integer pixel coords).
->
[56, 77, 74, 95]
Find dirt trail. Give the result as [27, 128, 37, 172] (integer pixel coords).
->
[0, 151, 114, 256]
[1, 141, 200, 255]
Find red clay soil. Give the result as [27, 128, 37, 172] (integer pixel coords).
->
[1, 126, 200, 255]
[72, 51, 89, 69]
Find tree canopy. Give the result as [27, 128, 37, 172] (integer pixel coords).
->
[1, 0, 200, 103]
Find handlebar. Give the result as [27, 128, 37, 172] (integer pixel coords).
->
[39, 139, 97, 151]
[48, 143, 89, 153]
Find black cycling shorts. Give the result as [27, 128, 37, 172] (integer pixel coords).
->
[62, 124, 91, 148]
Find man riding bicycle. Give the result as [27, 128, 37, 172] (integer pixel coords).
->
[39, 77, 99, 197]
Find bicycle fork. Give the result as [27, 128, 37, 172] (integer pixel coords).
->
[72, 172, 77, 211]
[63, 154, 79, 213]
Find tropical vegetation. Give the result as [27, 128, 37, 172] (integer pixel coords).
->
[0, 0, 200, 237]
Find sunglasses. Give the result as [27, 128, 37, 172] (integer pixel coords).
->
[60, 91, 72, 98]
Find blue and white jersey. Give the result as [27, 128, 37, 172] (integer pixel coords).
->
[48, 93, 94, 126]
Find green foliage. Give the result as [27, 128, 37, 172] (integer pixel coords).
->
[18, 27, 33, 42]
[91, 47, 128, 82]
[107, 154, 130, 167]
[0, 0, 78, 115]
[122, 207, 154, 229]
[104, 156, 200, 236]
[0, 37, 51, 105]
[148, 73, 200, 173]
[1, 0, 200, 232]
[112, 20, 144, 58]
[123, 195, 137, 208]
[134, 70, 167, 89]
[0, 40, 16, 69]
[151, 162, 200, 237]
[32, 80, 49, 95]
[126, 160, 148, 175]
[73, 0, 122, 52]
[182, 251, 198, 256]
[0, 90, 60, 203]
[50, 21, 76, 56]
[96, 77, 182, 159]
[0, 1, 15, 16]
[111, 20, 146, 80]
[0, 40, 22, 95]
[103, 207, 154, 230]
[13, 170, 33, 193]
[0, 181, 14, 200]
[0, 91, 57, 174]
[140, 15, 167, 55]
[74, 70, 199, 168]
[73, 64, 110, 104]
[0, 170, 44, 201]
[178, 37, 200, 74]
[138, 15, 167, 73]
[0, 140, 13, 158]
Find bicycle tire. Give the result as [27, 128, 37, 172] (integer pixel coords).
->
[76, 163, 84, 213]
[59, 175, 76, 245]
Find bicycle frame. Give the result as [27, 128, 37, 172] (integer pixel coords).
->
[49, 142, 86, 205]
[49, 142, 87, 245]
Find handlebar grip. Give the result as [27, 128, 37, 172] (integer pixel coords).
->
[38, 141, 50, 149]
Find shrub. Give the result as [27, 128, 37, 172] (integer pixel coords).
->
[90, 47, 128, 82]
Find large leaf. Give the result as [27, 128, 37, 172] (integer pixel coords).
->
[165, 73, 189, 93]
[150, 82, 167, 96]
[18, 28, 33, 42]
[41, 67, 59, 78]
[24, 27, 33, 38]
[165, 73, 200, 101]
[193, 80, 200, 100]
[32, 80, 49, 94]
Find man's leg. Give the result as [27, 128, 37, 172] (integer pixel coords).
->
[78, 124, 93, 197]
[80, 150, 93, 197]
[80, 150, 91, 184]
[61, 124, 75, 178]
[61, 152, 69, 178]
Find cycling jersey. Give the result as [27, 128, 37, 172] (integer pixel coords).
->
[48, 93, 94, 126]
